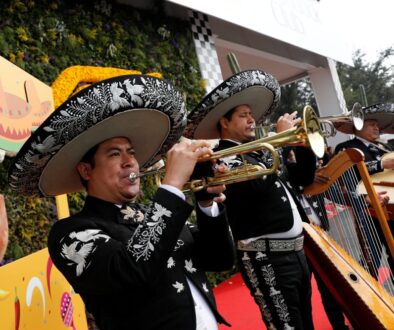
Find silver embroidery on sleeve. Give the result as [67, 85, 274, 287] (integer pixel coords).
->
[127, 202, 172, 261]
[60, 229, 111, 276]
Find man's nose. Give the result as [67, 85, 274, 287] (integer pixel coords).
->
[122, 154, 137, 167]
[248, 116, 255, 123]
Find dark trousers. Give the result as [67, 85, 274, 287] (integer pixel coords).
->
[238, 249, 314, 330]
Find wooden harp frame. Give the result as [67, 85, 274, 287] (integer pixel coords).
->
[303, 148, 394, 329]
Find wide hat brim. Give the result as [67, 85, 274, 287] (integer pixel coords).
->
[9, 74, 186, 197]
[334, 103, 394, 134]
[184, 70, 281, 139]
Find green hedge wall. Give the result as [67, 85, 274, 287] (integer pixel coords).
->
[0, 0, 207, 261]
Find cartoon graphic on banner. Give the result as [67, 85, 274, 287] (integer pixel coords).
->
[0, 249, 87, 329]
[0, 56, 54, 153]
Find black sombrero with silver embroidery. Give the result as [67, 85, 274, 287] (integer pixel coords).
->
[9, 74, 187, 197]
[184, 69, 281, 139]
[334, 103, 394, 134]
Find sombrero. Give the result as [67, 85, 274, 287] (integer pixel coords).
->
[8, 74, 187, 197]
[184, 69, 280, 139]
[334, 103, 394, 134]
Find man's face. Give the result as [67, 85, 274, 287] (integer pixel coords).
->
[356, 119, 380, 142]
[220, 105, 256, 142]
[77, 137, 140, 204]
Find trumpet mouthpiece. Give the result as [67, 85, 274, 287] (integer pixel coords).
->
[129, 172, 138, 182]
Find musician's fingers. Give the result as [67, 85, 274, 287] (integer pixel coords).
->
[212, 163, 228, 174]
[293, 117, 302, 125]
[206, 184, 226, 195]
[290, 111, 298, 117]
[377, 191, 388, 195]
[213, 192, 226, 204]
[314, 173, 329, 184]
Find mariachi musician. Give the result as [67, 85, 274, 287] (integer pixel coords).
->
[8, 74, 236, 330]
[334, 103, 394, 274]
[185, 69, 318, 330]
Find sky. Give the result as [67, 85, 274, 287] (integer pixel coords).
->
[320, 0, 394, 65]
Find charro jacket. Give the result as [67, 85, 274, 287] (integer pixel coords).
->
[48, 188, 234, 330]
[212, 140, 316, 241]
[335, 137, 393, 177]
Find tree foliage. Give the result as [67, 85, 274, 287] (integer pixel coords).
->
[274, 47, 394, 124]
[337, 48, 394, 106]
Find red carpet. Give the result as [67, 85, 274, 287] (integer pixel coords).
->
[214, 273, 341, 329]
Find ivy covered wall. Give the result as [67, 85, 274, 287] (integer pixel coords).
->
[0, 0, 206, 261]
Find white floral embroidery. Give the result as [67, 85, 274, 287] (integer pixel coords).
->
[241, 252, 273, 323]
[167, 257, 175, 268]
[120, 205, 144, 222]
[173, 281, 184, 293]
[256, 252, 267, 261]
[185, 259, 197, 273]
[61, 229, 111, 276]
[270, 287, 281, 296]
[152, 202, 172, 220]
[281, 196, 287, 202]
[173, 239, 184, 251]
[69, 229, 110, 242]
[202, 283, 209, 293]
[127, 202, 172, 261]
[61, 241, 94, 276]
[221, 155, 243, 169]
[312, 201, 318, 208]
[262, 264, 292, 324]
[275, 181, 281, 188]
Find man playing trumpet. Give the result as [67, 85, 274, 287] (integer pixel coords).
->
[9, 74, 235, 330]
[186, 70, 318, 329]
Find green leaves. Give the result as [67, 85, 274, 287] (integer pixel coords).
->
[0, 0, 205, 263]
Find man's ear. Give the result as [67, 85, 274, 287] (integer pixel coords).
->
[77, 162, 92, 181]
[219, 117, 229, 129]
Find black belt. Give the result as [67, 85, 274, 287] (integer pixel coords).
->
[237, 235, 304, 252]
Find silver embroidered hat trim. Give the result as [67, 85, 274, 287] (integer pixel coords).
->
[9, 74, 187, 197]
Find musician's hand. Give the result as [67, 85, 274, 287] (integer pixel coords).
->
[198, 185, 226, 207]
[197, 163, 228, 206]
[382, 158, 394, 170]
[314, 168, 330, 184]
[365, 191, 390, 206]
[163, 138, 212, 190]
[276, 111, 301, 133]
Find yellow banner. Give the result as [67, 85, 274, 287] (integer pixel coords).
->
[0, 249, 87, 330]
[0, 56, 54, 153]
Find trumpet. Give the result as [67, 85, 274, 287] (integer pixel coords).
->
[319, 102, 364, 137]
[130, 105, 324, 192]
[129, 142, 280, 192]
[200, 105, 325, 161]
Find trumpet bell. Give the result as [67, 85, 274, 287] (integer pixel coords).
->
[351, 102, 364, 130]
[319, 102, 364, 137]
[303, 105, 325, 158]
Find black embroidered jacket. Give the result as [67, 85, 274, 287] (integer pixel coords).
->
[335, 137, 393, 177]
[211, 140, 316, 240]
[48, 188, 234, 330]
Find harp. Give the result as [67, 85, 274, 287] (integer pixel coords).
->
[303, 148, 394, 329]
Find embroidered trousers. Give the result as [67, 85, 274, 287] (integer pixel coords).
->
[238, 249, 314, 330]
